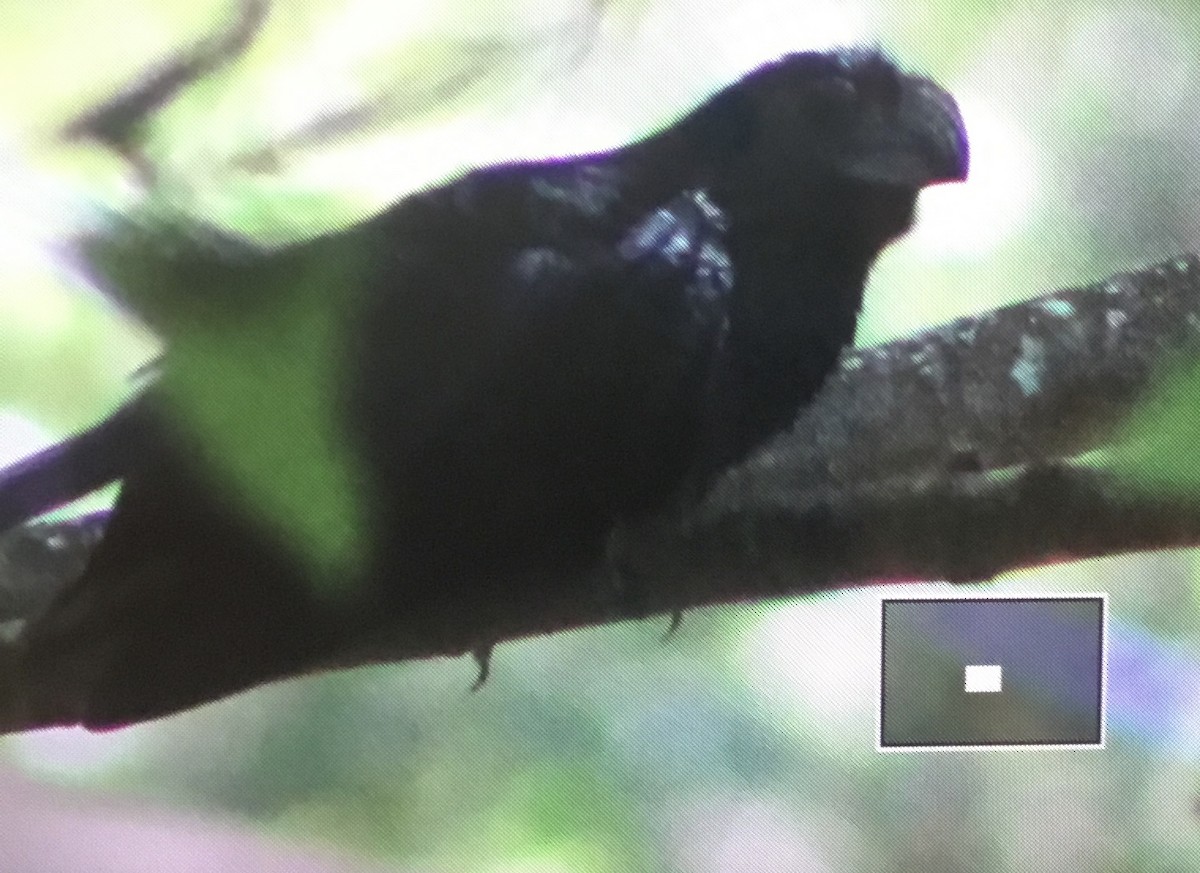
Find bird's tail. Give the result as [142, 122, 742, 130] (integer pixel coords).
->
[0, 398, 148, 535]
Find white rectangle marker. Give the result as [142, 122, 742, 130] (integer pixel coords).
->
[964, 664, 1003, 693]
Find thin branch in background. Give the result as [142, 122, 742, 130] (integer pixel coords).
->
[59, 0, 270, 159]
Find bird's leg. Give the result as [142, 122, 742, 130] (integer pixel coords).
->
[604, 518, 688, 640]
[601, 519, 652, 620]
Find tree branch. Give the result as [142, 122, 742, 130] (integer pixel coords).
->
[4, 255, 1200, 663]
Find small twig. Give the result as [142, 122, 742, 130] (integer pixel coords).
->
[59, 0, 270, 158]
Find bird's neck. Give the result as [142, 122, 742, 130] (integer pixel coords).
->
[720, 179, 916, 345]
[724, 220, 866, 349]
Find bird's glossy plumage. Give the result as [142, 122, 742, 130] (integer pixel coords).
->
[0, 48, 967, 730]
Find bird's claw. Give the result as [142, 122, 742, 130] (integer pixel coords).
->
[661, 609, 683, 641]
[470, 643, 493, 691]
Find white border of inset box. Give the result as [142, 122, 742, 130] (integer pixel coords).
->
[875, 591, 1108, 752]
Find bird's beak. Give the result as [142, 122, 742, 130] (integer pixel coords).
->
[838, 75, 970, 188]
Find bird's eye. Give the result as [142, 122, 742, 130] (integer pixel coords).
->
[825, 49, 903, 109]
[827, 74, 859, 100]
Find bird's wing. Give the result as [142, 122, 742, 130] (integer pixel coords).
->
[0, 161, 738, 732]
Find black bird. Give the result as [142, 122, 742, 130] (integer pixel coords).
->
[0, 48, 968, 731]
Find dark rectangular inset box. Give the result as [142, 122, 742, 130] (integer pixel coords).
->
[877, 594, 1107, 751]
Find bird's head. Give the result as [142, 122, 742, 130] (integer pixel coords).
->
[685, 48, 969, 238]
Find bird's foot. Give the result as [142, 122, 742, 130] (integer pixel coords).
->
[602, 520, 651, 620]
